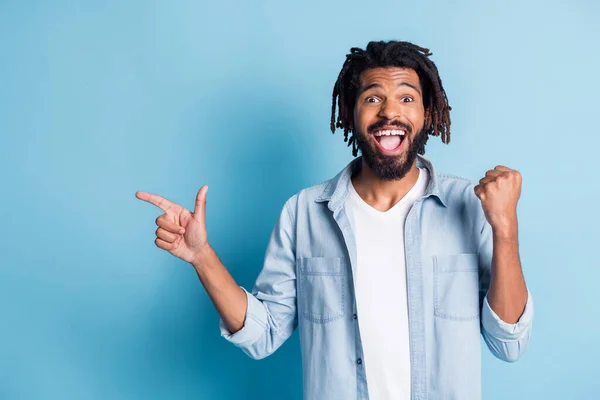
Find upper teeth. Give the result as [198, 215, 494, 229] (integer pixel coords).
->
[374, 129, 405, 136]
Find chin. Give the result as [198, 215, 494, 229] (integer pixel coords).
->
[356, 130, 427, 181]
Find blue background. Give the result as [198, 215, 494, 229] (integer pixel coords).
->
[1, 0, 598, 399]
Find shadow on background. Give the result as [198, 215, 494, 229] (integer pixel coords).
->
[127, 82, 313, 400]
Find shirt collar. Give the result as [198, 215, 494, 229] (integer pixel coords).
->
[315, 154, 448, 211]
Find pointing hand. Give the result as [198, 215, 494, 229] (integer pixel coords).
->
[135, 186, 209, 263]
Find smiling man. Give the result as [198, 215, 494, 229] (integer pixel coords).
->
[136, 40, 533, 400]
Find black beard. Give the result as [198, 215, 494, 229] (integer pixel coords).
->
[354, 126, 428, 181]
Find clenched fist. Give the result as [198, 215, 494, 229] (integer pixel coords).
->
[135, 186, 209, 263]
[474, 166, 522, 236]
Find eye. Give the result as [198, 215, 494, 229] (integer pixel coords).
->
[365, 96, 381, 103]
[401, 96, 414, 103]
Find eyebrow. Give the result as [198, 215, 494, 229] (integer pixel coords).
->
[359, 82, 422, 96]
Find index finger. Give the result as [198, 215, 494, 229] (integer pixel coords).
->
[135, 191, 176, 213]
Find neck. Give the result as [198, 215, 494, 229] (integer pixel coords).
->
[351, 158, 420, 212]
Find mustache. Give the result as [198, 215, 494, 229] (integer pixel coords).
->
[367, 119, 412, 135]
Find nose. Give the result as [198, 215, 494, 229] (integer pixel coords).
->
[377, 99, 401, 120]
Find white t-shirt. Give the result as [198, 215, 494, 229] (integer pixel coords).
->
[345, 167, 429, 400]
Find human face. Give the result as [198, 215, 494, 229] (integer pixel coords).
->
[353, 67, 428, 180]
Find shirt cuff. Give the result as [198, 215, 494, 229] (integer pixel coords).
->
[481, 290, 534, 341]
[219, 287, 267, 346]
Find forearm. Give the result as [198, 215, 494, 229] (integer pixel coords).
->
[191, 244, 248, 334]
[486, 220, 528, 324]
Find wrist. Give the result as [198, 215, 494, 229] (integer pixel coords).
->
[190, 243, 214, 270]
[490, 213, 518, 240]
[492, 223, 518, 241]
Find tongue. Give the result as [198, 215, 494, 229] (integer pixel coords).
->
[379, 135, 401, 150]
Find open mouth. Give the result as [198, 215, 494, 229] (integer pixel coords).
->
[372, 129, 407, 153]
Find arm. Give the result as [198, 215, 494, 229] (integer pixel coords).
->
[486, 221, 528, 324]
[478, 216, 534, 362]
[191, 245, 248, 334]
[136, 187, 298, 360]
[474, 167, 534, 362]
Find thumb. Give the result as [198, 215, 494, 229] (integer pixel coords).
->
[193, 185, 208, 223]
[474, 185, 484, 201]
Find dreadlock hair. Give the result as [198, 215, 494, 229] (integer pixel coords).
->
[330, 40, 452, 156]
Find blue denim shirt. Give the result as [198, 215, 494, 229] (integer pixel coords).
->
[220, 155, 534, 400]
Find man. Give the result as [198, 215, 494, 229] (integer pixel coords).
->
[136, 40, 533, 400]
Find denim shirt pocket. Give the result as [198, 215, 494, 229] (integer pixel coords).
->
[433, 253, 480, 321]
[297, 257, 346, 324]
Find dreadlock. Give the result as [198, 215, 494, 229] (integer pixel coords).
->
[330, 40, 452, 156]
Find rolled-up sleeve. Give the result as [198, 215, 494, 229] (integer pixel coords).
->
[218, 197, 298, 360]
[481, 290, 534, 362]
[219, 287, 268, 346]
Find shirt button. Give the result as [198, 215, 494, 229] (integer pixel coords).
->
[352, 313, 357, 320]
[357, 358, 362, 365]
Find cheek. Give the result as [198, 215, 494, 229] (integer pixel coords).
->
[355, 105, 377, 130]
[408, 105, 426, 129]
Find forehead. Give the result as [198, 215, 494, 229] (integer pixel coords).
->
[359, 67, 420, 89]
